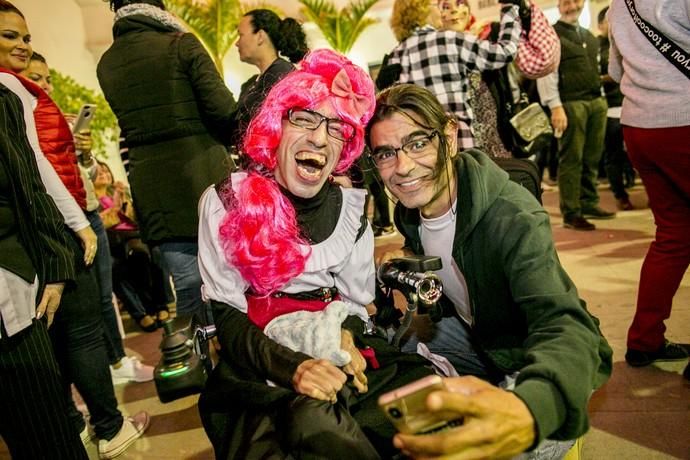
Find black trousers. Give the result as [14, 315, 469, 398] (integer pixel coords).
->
[603, 117, 633, 200]
[0, 319, 87, 460]
[200, 332, 433, 460]
[50, 235, 124, 440]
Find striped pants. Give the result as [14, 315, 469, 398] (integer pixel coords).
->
[0, 319, 87, 460]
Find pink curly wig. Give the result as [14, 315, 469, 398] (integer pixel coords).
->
[219, 49, 376, 296]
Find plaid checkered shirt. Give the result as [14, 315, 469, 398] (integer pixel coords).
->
[387, 5, 521, 149]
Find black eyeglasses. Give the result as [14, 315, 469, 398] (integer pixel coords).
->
[370, 131, 439, 169]
[286, 108, 356, 142]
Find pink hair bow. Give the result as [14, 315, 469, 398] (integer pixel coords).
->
[331, 69, 370, 120]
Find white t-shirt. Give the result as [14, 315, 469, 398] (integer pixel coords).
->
[420, 200, 473, 325]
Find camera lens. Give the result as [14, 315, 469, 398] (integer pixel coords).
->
[388, 407, 403, 419]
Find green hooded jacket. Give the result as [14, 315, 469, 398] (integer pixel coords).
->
[394, 150, 612, 445]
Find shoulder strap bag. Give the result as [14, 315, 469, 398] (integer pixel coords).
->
[624, 0, 690, 80]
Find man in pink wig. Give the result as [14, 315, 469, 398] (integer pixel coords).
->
[196, 49, 432, 459]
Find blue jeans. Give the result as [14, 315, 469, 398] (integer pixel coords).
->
[157, 241, 204, 319]
[400, 315, 488, 378]
[86, 210, 125, 364]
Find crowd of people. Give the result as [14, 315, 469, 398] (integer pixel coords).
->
[1, 0, 688, 459]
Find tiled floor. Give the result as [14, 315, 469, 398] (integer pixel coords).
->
[2, 182, 689, 459]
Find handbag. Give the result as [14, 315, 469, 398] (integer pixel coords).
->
[514, 1, 561, 79]
[509, 101, 553, 158]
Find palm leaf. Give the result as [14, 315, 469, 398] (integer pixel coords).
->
[340, 0, 379, 53]
[299, 0, 379, 54]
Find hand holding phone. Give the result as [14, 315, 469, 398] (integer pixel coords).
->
[390, 376, 536, 459]
[378, 375, 463, 434]
[72, 104, 96, 134]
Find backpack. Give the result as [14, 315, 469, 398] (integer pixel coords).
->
[492, 157, 543, 204]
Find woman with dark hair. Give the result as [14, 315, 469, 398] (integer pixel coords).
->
[0, 3, 149, 457]
[0, 77, 86, 460]
[232, 9, 308, 146]
[20, 51, 155, 383]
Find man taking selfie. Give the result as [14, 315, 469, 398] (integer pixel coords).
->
[366, 83, 612, 458]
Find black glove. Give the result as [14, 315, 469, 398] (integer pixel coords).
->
[376, 63, 402, 91]
[501, 0, 531, 35]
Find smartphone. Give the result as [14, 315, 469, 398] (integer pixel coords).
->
[72, 104, 97, 134]
[378, 375, 463, 435]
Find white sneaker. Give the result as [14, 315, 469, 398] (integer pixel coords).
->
[80, 424, 94, 446]
[98, 411, 150, 459]
[110, 356, 154, 385]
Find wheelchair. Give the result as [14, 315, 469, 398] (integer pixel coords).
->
[153, 255, 443, 404]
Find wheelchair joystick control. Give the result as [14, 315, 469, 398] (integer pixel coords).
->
[154, 318, 209, 403]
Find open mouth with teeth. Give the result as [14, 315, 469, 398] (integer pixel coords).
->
[295, 153, 328, 182]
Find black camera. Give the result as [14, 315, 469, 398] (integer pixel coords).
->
[375, 255, 444, 347]
[377, 256, 443, 307]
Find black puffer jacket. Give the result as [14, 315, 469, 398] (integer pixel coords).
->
[97, 15, 237, 243]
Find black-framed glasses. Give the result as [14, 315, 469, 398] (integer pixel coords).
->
[370, 131, 439, 168]
[286, 108, 356, 142]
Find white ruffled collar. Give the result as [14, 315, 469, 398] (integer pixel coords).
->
[230, 172, 366, 273]
[302, 187, 366, 273]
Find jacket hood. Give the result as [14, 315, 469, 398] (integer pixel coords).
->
[396, 149, 511, 244]
[453, 149, 511, 240]
[113, 14, 179, 38]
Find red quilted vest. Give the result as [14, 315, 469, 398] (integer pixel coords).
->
[0, 69, 86, 209]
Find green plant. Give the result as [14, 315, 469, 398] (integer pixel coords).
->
[164, 0, 284, 75]
[298, 0, 379, 54]
[49, 69, 119, 158]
